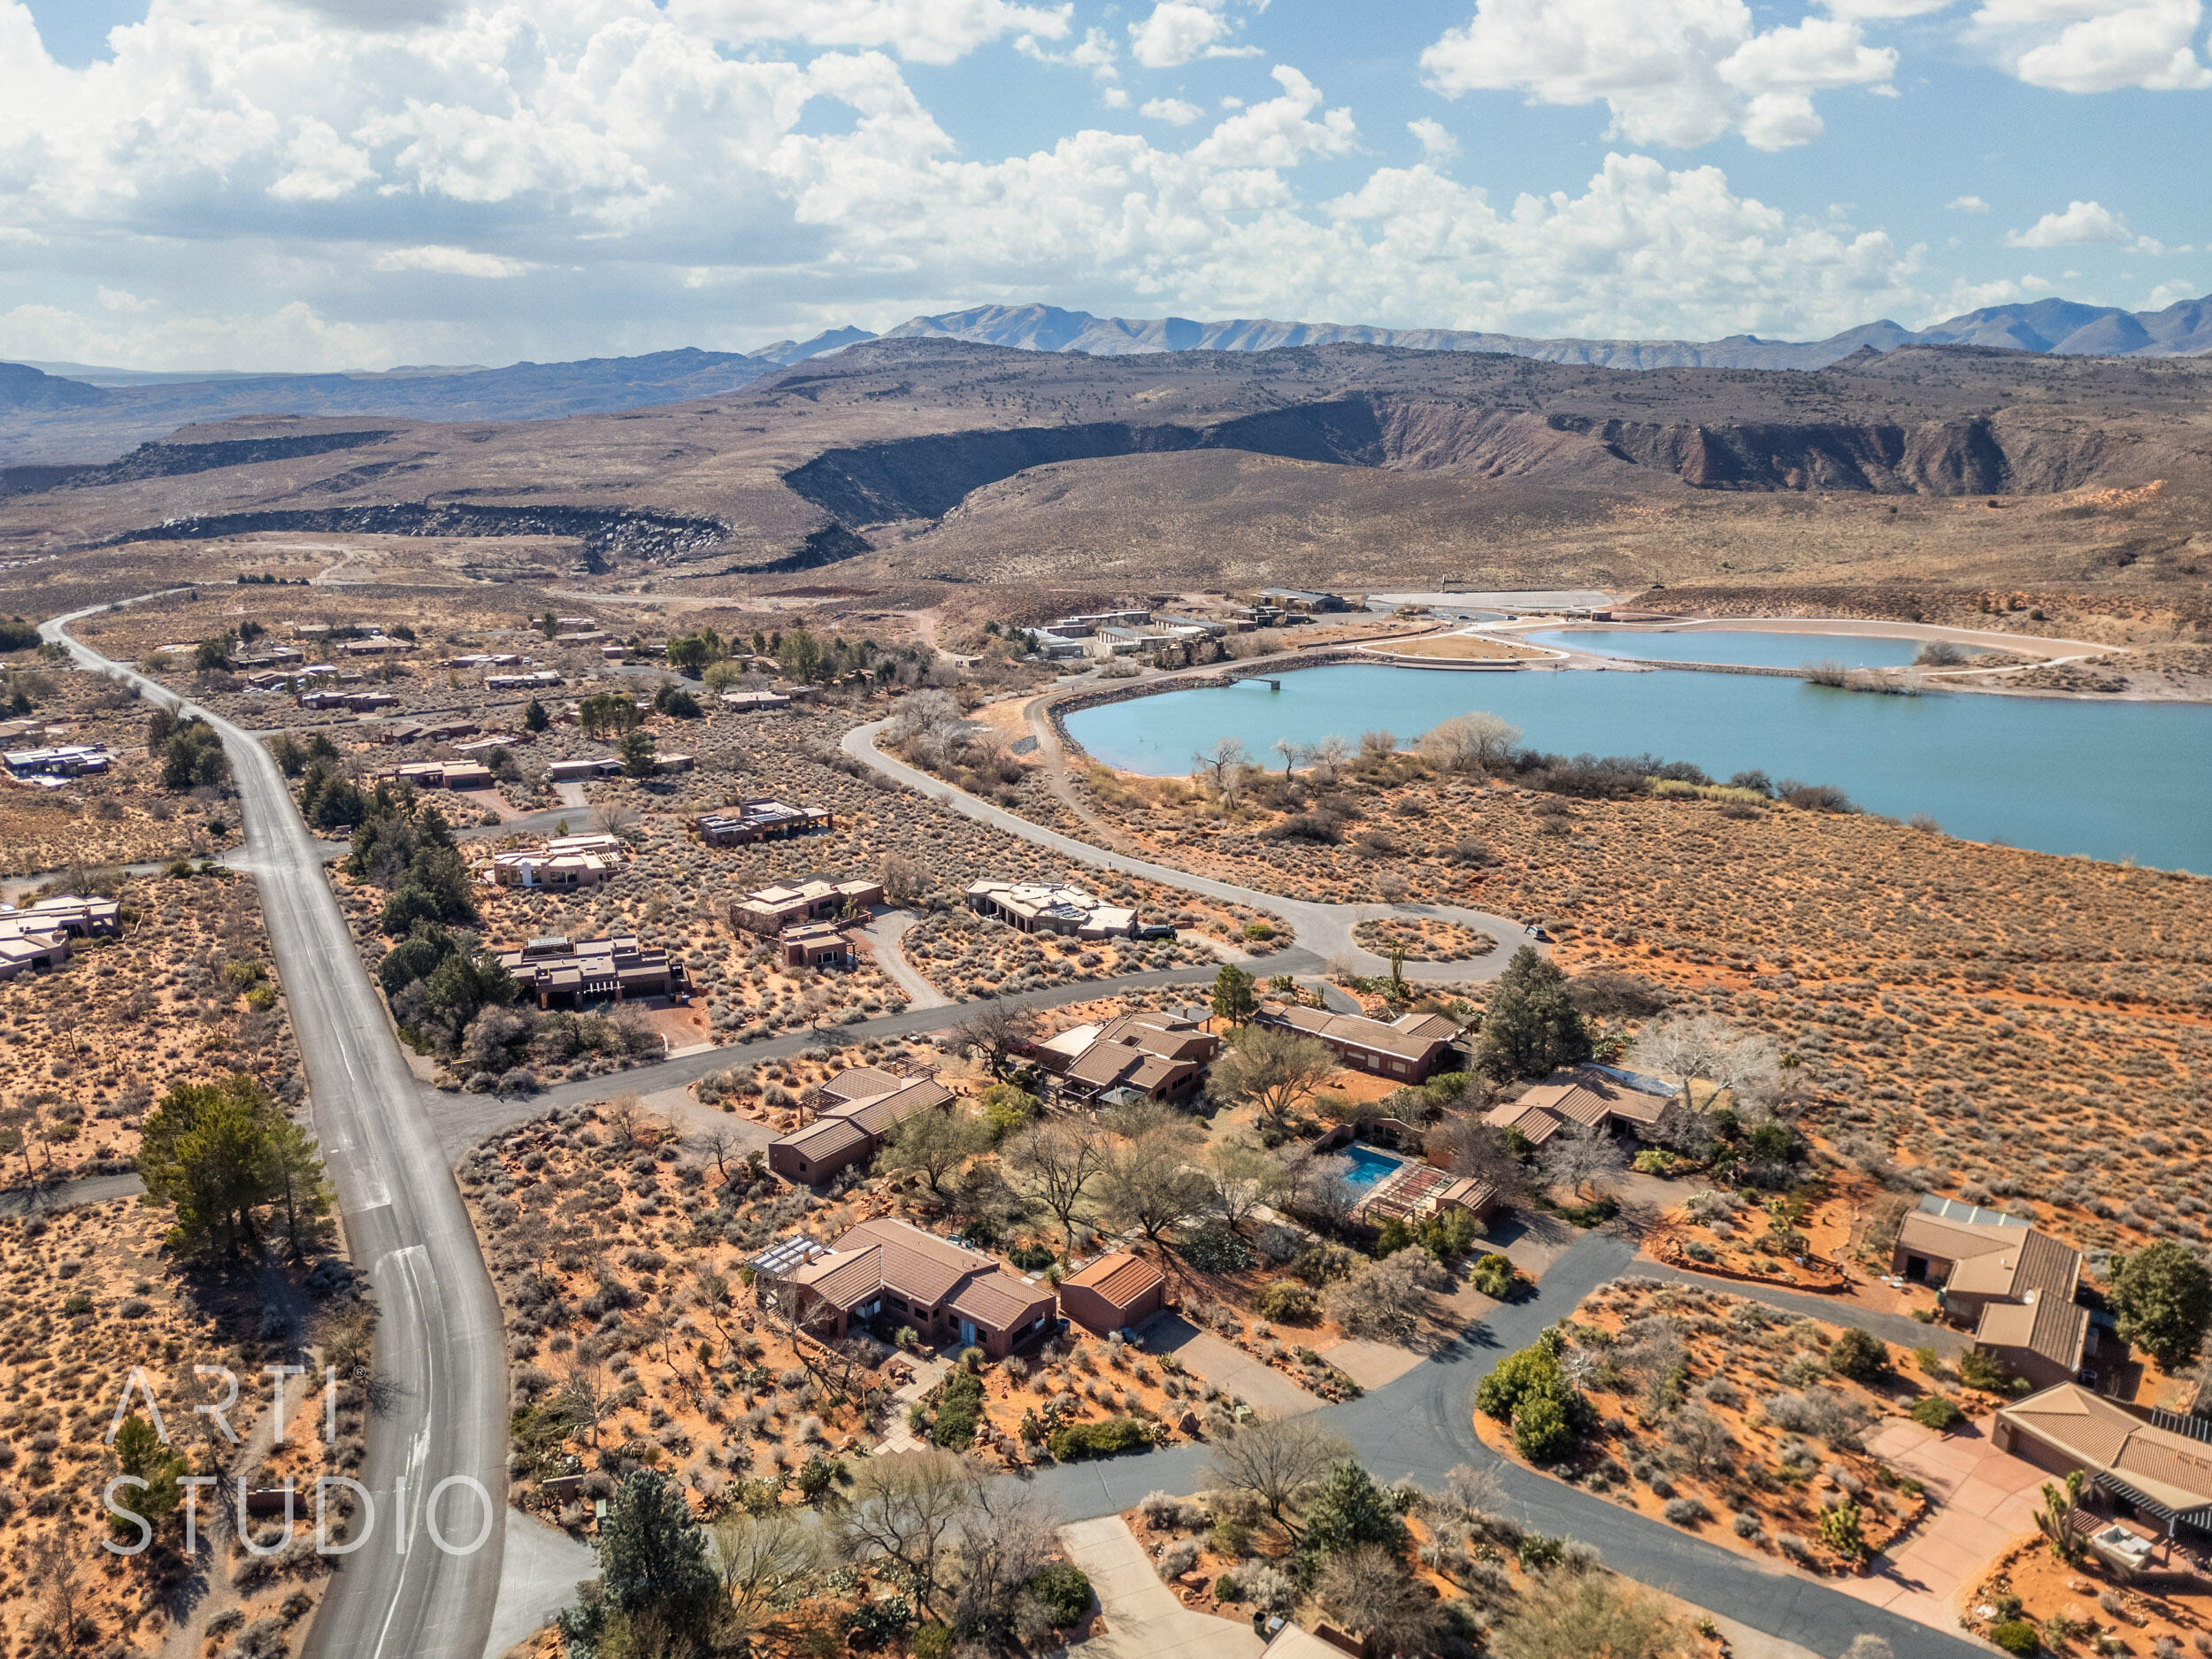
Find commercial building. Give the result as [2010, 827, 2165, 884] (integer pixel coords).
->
[1253, 1002, 1460, 1082]
[495, 934, 679, 1008]
[1893, 1196, 2093, 1391]
[964, 879, 1137, 940]
[766, 1068, 952, 1184]
[695, 801, 833, 846]
[1033, 1011, 1219, 1106]
[777, 1217, 1057, 1357]
[731, 877, 884, 936]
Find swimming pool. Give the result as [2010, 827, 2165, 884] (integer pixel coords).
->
[1335, 1143, 1407, 1193]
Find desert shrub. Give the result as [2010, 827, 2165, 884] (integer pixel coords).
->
[1909, 1395, 1964, 1431]
[1156, 1538, 1200, 1579]
[1471, 1254, 1517, 1299]
[1991, 1623, 2041, 1655]
[1048, 1416, 1148, 1463]
[1179, 1224, 1254, 1273]
[931, 1370, 985, 1448]
[1024, 1563, 1092, 1626]
[1827, 1328, 1890, 1382]
[1252, 1279, 1320, 1322]
[1663, 1497, 1711, 1526]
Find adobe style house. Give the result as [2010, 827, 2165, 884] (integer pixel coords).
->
[965, 879, 1137, 940]
[1996, 1385, 2212, 1538]
[380, 760, 494, 791]
[1253, 1002, 1460, 1082]
[695, 801, 832, 846]
[495, 935, 679, 1008]
[489, 833, 626, 890]
[1033, 1012, 1220, 1106]
[780, 920, 850, 968]
[776, 1217, 1058, 1357]
[0, 895, 122, 981]
[1894, 1196, 2093, 1391]
[731, 878, 884, 937]
[767, 1067, 953, 1184]
[1486, 1065, 1678, 1147]
[485, 670, 563, 691]
[1058, 1253, 1166, 1336]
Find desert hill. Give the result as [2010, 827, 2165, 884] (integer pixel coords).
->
[0, 337, 2207, 619]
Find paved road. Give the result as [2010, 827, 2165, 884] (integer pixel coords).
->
[0, 1171, 146, 1217]
[841, 718, 1533, 983]
[46, 598, 509, 1659]
[1637, 1263, 1970, 1356]
[1017, 1231, 1987, 1659]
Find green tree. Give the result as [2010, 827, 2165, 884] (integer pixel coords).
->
[1300, 1460, 1409, 1561]
[2110, 1240, 2212, 1369]
[881, 1109, 988, 1202]
[1827, 1327, 1890, 1382]
[1210, 963, 1257, 1025]
[136, 1073, 329, 1263]
[620, 728, 657, 780]
[562, 1471, 726, 1659]
[1478, 948, 1591, 1080]
[157, 718, 231, 792]
[111, 1413, 187, 1527]
[523, 697, 550, 733]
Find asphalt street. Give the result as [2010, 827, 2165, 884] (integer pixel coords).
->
[46, 598, 511, 1659]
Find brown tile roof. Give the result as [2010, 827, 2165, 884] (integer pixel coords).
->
[1899, 1206, 2085, 1371]
[1063, 1252, 1165, 1308]
[837, 1079, 953, 1137]
[2001, 1385, 2212, 1517]
[795, 1217, 1002, 1310]
[949, 1271, 1056, 1332]
[1486, 1098, 1570, 1146]
[1262, 1003, 1444, 1062]
[818, 1066, 905, 1103]
[777, 1118, 871, 1163]
[794, 1246, 889, 1308]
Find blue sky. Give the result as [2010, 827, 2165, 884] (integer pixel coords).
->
[0, 0, 2204, 371]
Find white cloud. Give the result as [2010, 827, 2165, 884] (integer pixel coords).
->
[2004, 199, 2131, 245]
[1408, 118, 1460, 159]
[669, 0, 1072, 65]
[1128, 1, 1258, 68]
[1947, 194, 1990, 211]
[1141, 96, 1205, 123]
[373, 244, 538, 277]
[96, 286, 154, 312]
[1970, 0, 2212, 90]
[1421, 0, 1896, 150]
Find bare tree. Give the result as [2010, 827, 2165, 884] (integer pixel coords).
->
[880, 1106, 989, 1202]
[835, 1448, 976, 1622]
[1202, 1416, 1350, 1540]
[1191, 737, 1250, 795]
[1271, 737, 1308, 777]
[879, 852, 929, 907]
[948, 999, 1038, 1081]
[1314, 1543, 1442, 1655]
[590, 800, 640, 841]
[1425, 1110, 1532, 1208]
[1003, 1116, 1108, 1250]
[1666, 1407, 1735, 1477]
[1490, 1558, 1692, 1659]
[1538, 1122, 1626, 1200]
[32, 1535, 88, 1656]
[695, 1124, 744, 1187]
[690, 1265, 735, 1353]
[1205, 1137, 1285, 1234]
[712, 1509, 819, 1637]
[949, 1471, 1058, 1640]
[1099, 1122, 1210, 1248]
[1206, 1025, 1338, 1135]
[1418, 710, 1522, 772]
[1326, 1252, 1432, 1345]
[1279, 1148, 1357, 1231]
[1632, 1014, 1788, 1116]
[1308, 734, 1352, 783]
[556, 1359, 619, 1448]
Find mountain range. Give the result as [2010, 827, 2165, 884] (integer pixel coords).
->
[2, 295, 2207, 466]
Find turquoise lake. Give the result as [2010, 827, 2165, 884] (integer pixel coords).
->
[1064, 664, 2212, 870]
[1525, 628, 1955, 669]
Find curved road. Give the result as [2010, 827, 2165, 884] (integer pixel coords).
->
[43, 599, 507, 1659]
[842, 718, 1532, 983]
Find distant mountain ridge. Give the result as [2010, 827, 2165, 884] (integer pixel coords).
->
[879, 296, 2212, 368]
[3, 292, 2208, 465]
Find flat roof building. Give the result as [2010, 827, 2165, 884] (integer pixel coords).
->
[965, 879, 1136, 940]
[720, 689, 793, 712]
[496, 934, 679, 1008]
[696, 801, 832, 846]
[732, 878, 883, 936]
[489, 834, 625, 890]
[4, 744, 111, 778]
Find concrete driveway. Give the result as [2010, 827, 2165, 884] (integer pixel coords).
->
[1839, 1415, 2053, 1631]
[1136, 1312, 1321, 1417]
[1056, 1516, 1263, 1659]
